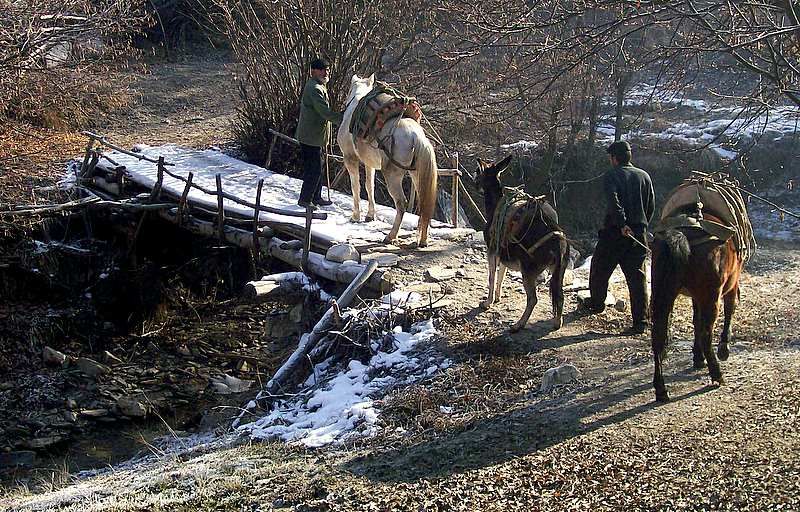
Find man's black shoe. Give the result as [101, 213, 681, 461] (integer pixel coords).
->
[313, 198, 333, 207]
[297, 200, 316, 209]
[623, 323, 648, 336]
[578, 299, 605, 315]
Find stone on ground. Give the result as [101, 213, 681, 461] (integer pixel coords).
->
[326, 243, 360, 263]
[540, 364, 581, 393]
[117, 397, 147, 418]
[562, 268, 575, 286]
[42, 346, 67, 366]
[361, 252, 398, 267]
[424, 266, 457, 282]
[75, 357, 109, 378]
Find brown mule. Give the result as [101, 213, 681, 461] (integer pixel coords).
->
[476, 155, 570, 333]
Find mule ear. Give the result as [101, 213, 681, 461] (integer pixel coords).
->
[495, 154, 513, 172]
[351, 74, 361, 85]
[367, 73, 375, 87]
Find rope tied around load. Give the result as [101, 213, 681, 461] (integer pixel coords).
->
[488, 187, 563, 257]
[656, 171, 756, 262]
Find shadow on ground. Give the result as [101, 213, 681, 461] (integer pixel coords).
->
[344, 363, 713, 483]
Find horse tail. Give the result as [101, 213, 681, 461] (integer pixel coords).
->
[662, 229, 691, 269]
[651, 229, 690, 358]
[414, 135, 438, 247]
[652, 229, 690, 299]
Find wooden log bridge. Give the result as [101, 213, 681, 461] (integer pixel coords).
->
[76, 132, 398, 292]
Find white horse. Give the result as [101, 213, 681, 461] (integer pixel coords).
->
[337, 74, 438, 247]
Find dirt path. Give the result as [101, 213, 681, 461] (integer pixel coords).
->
[5, 242, 798, 510]
[3, 53, 800, 510]
[103, 52, 237, 148]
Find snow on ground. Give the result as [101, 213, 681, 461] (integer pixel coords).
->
[261, 271, 333, 301]
[239, 317, 448, 448]
[97, 144, 466, 245]
[500, 140, 538, 152]
[597, 83, 800, 160]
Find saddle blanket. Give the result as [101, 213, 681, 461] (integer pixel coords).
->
[349, 82, 422, 142]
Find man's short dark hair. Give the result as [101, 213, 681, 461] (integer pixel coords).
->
[607, 141, 632, 164]
[310, 58, 330, 70]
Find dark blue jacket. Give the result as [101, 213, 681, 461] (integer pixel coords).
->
[603, 164, 655, 230]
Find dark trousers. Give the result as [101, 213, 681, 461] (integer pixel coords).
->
[298, 143, 324, 203]
[589, 227, 649, 326]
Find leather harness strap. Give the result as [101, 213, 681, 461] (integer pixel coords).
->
[377, 125, 417, 171]
[522, 230, 564, 257]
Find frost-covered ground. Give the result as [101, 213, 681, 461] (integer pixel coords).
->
[504, 83, 800, 163]
[748, 187, 800, 242]
[501, 84, 800, 243]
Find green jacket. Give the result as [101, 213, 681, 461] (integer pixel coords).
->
[295, 77, 344, 147]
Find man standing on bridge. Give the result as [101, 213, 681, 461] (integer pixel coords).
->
[584, 140, 655, 335]
[295, 58, 344, 208]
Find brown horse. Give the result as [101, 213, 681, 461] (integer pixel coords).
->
[650, 211, 744, 402]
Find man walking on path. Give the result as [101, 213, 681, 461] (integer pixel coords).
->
[295, 58, 344, 208]
[585, 141, 656, 334]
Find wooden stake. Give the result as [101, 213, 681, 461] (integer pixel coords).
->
[79, 137, 96, 177]
[265, 134, 277, 169]
[216, 174, 225, 243]
[325, 130, 332, 201]
[452, 153, 460, 228]
[84, 151, 100, 180]
[253, 178, 264, 259]
[177, 172, 193, 226]
[331, 166, 348, 188]
[459, 178, 486, 225]
[302, 204, 314, 274]
[115, 166, 127, 196]
[152, 157, 165, 201]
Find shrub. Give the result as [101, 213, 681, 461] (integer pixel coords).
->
[0, 0, 150, 128]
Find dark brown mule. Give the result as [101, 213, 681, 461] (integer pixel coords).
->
[650, 211, 744, 402]
[476, 155, 570, 333]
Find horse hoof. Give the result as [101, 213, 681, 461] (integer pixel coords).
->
[365, 215, 374, 222]
[480, 300, 491, 310]
[693, 358, 706, 370]
[655, 391, 670, 403]
[350, 217, 360, 223]
[552, 316, 563, 330]
[717, 345, 730, 361]
[711, 375, 725, 386]
[383, 236, 394, 244]
[418, 241, 427, 248]
[509, 325, 522, 333]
